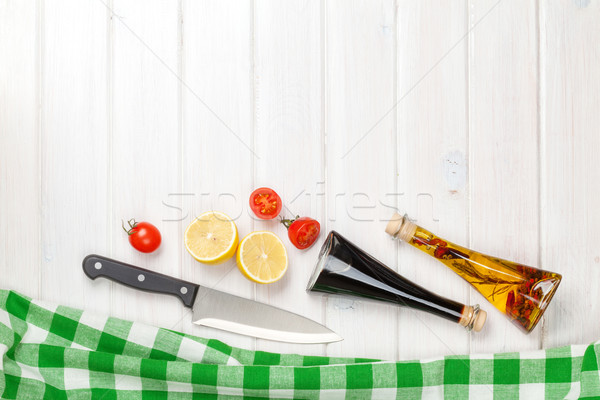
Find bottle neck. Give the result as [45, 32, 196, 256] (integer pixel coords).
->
[386, 213, 418, 242]
[459, 304, 486, 332]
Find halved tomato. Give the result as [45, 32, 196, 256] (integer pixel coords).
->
[281, 216, 320, 250]
[249, 187, 282, 219]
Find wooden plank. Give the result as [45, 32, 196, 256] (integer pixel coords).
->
[180, 0, 254, 348]
[253, 0, 324, 355]
[396, 0, 470, 359]
[0, 1, 40, 296]
[325, 0, 398, 360]
[40, 0, 110, 314]
[110, 0, 182, 328]
[4, 0, 598, 360]
[468, 0, 540, 353]
[540, 0, 600, 348]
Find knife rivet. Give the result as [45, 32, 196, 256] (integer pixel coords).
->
[180, 286, 188, 295]
[94, 262, 102, 270]
[138, 274, 145, 282]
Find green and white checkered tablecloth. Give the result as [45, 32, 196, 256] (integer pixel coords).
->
[0, 290, 599, 399]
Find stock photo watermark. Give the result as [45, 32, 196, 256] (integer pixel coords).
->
[161, 187, 441, 224]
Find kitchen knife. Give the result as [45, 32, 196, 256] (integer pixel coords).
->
[82, 254, 342, 344]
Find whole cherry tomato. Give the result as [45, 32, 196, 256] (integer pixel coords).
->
[249, 187, 282, 220]
[123, 219, 162, 253]
[281, 216, 320, 250]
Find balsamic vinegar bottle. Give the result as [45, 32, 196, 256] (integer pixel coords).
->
[386, 213, 562, 333]
[307, 231, 487, 332]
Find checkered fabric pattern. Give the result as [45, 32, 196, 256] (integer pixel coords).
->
[0, 290, 599, 399]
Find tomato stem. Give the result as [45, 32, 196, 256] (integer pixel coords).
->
[122, 218, 138, 236]
[280, 215, 300, 229]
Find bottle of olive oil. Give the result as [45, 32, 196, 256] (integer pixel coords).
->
[386, 213, 562, 333]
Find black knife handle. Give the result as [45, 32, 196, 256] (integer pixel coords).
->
[83, 254, 199, 308]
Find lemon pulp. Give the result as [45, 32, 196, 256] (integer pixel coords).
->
[236, 231, 288, 284]
[184, 211, 238, 264]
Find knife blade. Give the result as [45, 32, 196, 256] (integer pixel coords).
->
[82, 254, 342, 344]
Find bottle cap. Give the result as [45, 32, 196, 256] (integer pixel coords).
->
[385, 213, 404, 237]
[459, 305, 487, 332]
[472, 309, 487, 332]
[385, 213, 417, 242]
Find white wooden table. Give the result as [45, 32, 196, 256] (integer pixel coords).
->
[1, 0, 599, 361]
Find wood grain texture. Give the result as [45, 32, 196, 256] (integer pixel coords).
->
[0, 0, 40, 295]
[253, 0, 325, 355]
[180, 0, 254, 348]
[325, 0, 398, 359]
[1, 0, 599, 361]
[110, 0, 182, 329]
[40, 0, 110, 315]
[396, 0, 471, 359]
[540, 0, 600, 348]
[468, 0, 541, 353]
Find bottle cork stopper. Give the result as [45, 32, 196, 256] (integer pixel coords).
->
[385, 213, 404, 237]
[459, 305, 487, 332]
[385, 213, 417, 242]
[472, 309, 487, 332]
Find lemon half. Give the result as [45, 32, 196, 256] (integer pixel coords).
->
[236, 231, 288, 284]
[185, 211, 238, 264]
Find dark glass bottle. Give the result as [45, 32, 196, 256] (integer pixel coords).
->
[307, 231, 486, 332]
